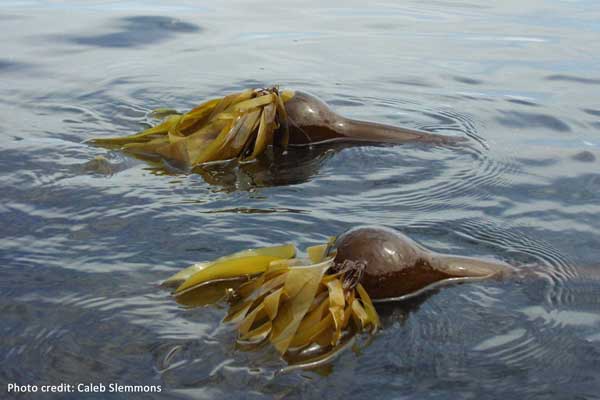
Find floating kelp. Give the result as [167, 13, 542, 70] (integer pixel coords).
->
[92, 87, 293, 166]
[165, 240, 378, 366]
[163, 226, 511, 369]
[92, 87, 464, 169]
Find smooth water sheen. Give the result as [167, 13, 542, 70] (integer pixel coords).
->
[2, 1, 600, 399]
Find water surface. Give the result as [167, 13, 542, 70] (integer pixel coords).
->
[1, 1, 600, 399]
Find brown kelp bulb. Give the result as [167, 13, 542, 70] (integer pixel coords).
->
[333, 226, 448, 299]
[284, 91, 464, 146]
[333, 226, 511, 300]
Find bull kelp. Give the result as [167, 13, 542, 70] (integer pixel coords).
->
[92, 87, 466, 170]
[162, 226, 511, 369]
[92, 87, 294, 166]
[163, 240, 379, 369]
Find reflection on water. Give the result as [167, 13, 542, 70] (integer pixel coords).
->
[1, 0, 600, 399]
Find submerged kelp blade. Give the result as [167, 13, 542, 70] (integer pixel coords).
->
[281, 334, 356, 374]
[92, 88, 295, 167]
[174, 278, 246, 307]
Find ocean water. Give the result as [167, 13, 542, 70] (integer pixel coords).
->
[1, 1, 600, 399]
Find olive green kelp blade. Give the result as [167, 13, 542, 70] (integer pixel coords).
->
[92, 88, 295, 167]
[162, 241, 380, 369]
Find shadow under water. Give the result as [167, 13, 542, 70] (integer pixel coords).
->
[139, 142, 361, 191]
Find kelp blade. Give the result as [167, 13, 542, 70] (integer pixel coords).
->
[164, 238, 381, 369]
[270, 262, 330, 354]
[174, 278, 246, 308]
[92, 88, 296, 167]
[163, 243, 296, 288]
[174, 244, 296, 294]
[224, 253, 381, 367]
[162, 261, 209, 289]
[175, 255, 282, 294]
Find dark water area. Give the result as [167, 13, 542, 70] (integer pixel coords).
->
[1, 1, 600, 399]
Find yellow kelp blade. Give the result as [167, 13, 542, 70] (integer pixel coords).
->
[175, 255, 282, 294]
[248, 103, 276, 160]
[223, 109, 262, 156]
[222, 253, 381, 367]
[190, 119, 235, 165]
[122, 137, 182, 161]
[208, 89, 253, 121]
[289, 295, 330, 349]
[163, 238, 381, 369]
[351, 298, 370, 328]
[163, 243, 296, 288]
[257, 261, 333, 354]
[326, 279, 345, 345]
[232, 268, 288, 308]
[239, 321, 272, 345]
[223, 243, 296, 260]
[92, 87, 296, 168]
[91, 115, 181, 146]
[306, 236, 336, 263]
[193, 99, 260, 164]
[178, 98, 221, 132]
[231, 93, 275, 112]
[149, 108, 181, 119]
[177, 123, 224, 163]
[225, 271, 288, 326]
[173, 244, 296, 294]
[263, 287, 285, 320]
[307, 244, 328, 264]
[356, 283, 380, 331]
[162, 261, 210, 288]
